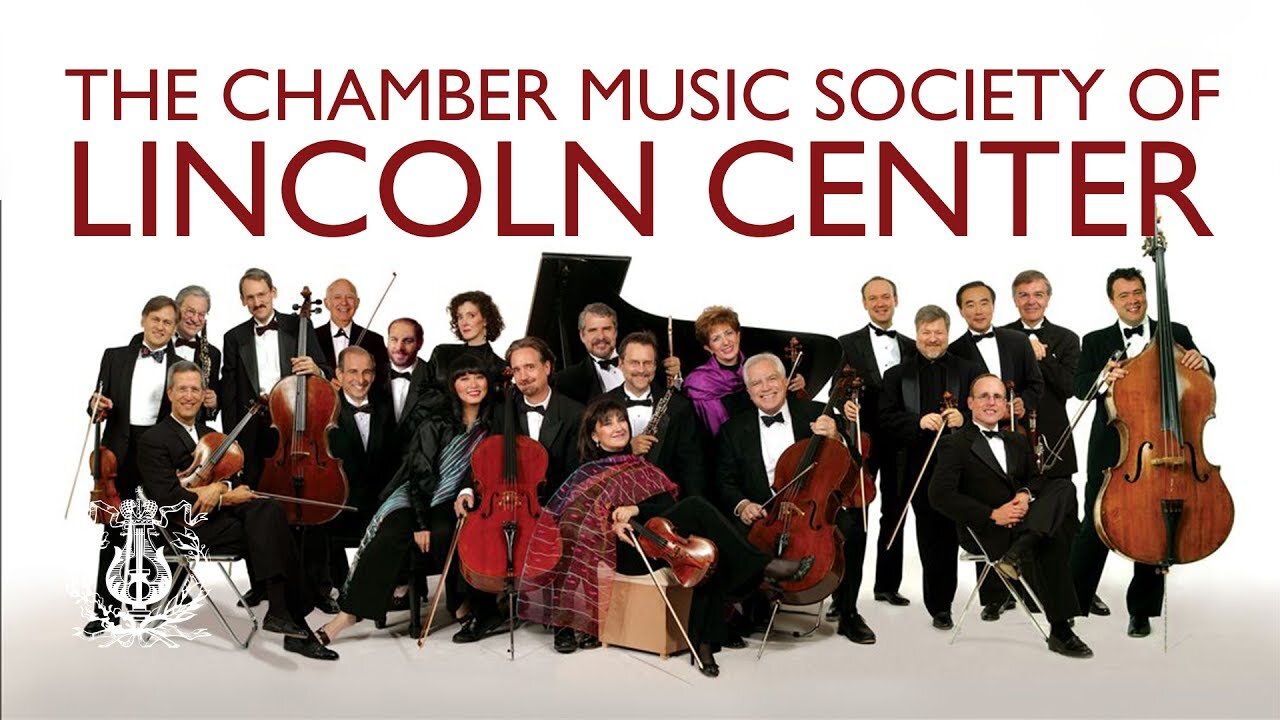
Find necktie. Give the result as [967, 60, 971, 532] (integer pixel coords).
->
[972, 331, 995, 342]
[761, 413, 785, 427]
[872, 327, 898, 338]
[335, 328, 348, 339]
[626, 397, 653, 408]
[981, 429, 1001, 439]
[597, 356, 620, 370]
[139, 346, 165, 363]
[352, 404, 372, 415]
[174, 336, 200, 349]
[1123, 324, 1144, 339]
[255, 319, 279, 336]
[523, 404, 546, 416]
[390, 370, 412, 381]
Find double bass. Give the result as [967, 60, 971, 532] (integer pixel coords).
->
[1096, 219, 1232, 568]
[748, 367, 862, 606]
[258, 288, 350, 525]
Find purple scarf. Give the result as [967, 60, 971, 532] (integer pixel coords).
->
[683, 354, 744, 436]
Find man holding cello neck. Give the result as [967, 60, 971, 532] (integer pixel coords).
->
[1069, 267, 1214, 639]
[136, 360, 337, 661]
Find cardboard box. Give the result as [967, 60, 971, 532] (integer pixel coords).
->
[598, 567, 693, 659]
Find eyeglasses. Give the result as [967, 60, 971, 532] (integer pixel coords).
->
[974, 393, 1007, 402]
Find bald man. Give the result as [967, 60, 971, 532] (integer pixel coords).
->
[315, 278, 391, 399]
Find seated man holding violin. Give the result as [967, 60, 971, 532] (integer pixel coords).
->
[136, 360, 337, 660]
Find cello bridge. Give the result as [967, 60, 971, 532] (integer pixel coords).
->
[1151, 456, 1186, 467]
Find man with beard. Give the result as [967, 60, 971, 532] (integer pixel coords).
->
[385, 317, 436, 444]
[554, 302, 624, 404]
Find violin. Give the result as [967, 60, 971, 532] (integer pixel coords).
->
[1005, 380, 1031, 439]
[783, 336, 809, 401]
[458, 376, 560, 595]
[627, 517, 717, 588]
[748, 366, 860, 605]
[179, 402, 263, 489]
[1096, 216, 1233, 567]
[88, 419, 121, 525]
[842, 374, 876, 512]
[258, 288, 350, 525]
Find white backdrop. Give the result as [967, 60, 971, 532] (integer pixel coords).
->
[2, 2, 1277, 717]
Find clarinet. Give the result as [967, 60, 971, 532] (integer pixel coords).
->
[198, 326, 211, 385]
[639, 384, 677, 442]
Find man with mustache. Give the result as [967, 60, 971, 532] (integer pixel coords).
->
[554, 302, 625, 404]
[879, 305, 982, 631]
[1069, 267, 1214, 638]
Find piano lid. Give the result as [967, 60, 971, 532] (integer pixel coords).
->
[525, 253, 845, 396]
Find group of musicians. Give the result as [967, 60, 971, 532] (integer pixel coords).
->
[81, 265, 1214, 674]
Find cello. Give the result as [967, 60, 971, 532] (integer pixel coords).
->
[1096, 218, 1233, 568]
[258, 288, 350, 525]
[747, 366, 860, 606]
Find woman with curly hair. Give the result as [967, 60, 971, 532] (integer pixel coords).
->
[420, 291, 507, 412]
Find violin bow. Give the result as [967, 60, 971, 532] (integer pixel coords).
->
[253, 492, 358, 512]
[353, 272, 398, 348]
[1042, 347, 1126, 473]
[853, 391, 869, 533]
[419, 516, 466, 647]
[623, 526, 704, 672]
[65, 382, 105, 520]
[885, 393, 954, 550]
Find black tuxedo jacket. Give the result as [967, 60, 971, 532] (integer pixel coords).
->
[879, 352, 982, 479]
[950, 327, 1045, 416]
[554, 354, 612, 405]
[136, 415, 209, 510]
[328, 395, 400, 522]
[389, 357, 435, 441]
[314, 321, 391, 396]
[131, 331, 222, 423]
[220, 312, 332, 432]
[487, 389, 585, 502]
[94, 339, 181, 484]
[929, 423, 1044, 556]
[1000, 318, 1080, 476]
[714, 397, 827, 518]
[605, 385, 709, 498]
[836, 324, 917, 438]
[1075, 319, 1213, 478]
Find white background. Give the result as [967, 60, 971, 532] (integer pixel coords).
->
[2, 2, 1277, 717]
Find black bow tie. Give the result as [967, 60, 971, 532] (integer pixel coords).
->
[972, 331, 995, 342]
[352, 404, 372, 415]
[139, 346, 165, 363]
[335, 327, 348, 339]
[1123, 324, 1144, 339]
[174, 336, 200, 349]
[523, 403, 546, 416]
[872, 327, 897, 338]
[1015, 326, 1037, 335]
[255, 319, 279, 336]
[390, 370, 412, 381]
[981, 429, 1001, 440]
[626, 397, 653, 408]
[761, 412, 785, 428]
[597, 356, 620, 370]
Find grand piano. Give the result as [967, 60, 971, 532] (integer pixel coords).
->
[525, 253, 845, 395]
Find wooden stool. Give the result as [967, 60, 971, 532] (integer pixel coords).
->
[597, 567, 692, 659]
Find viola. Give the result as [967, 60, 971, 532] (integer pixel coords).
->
[1096, 218, 1233, 567]
[783, 336, 809, 401]
[627, 517, 717, 588]
[748, 366, 860, 605]
[258, 288, 350, 525]
[88, 418, 122, 525]
[458, 378, 560, 595]
[842, 374, 877, 512]
[179, 402, 262, 489]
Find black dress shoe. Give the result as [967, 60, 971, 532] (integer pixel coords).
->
[692, 643, 720, 678]
[236, 587, 266, 608]
[83, 618, 114, 637]
[263, 614, 310, 639]
[577, 632, 601, 650]
[981, 601, 1004, 622]
[1127, 615, 1152, 638]
[553, 627, 578, 654]
[315, 596, 341, 614]
[874, 591, 911, 606]
[1090, 595, 1112, 616]
[1048, 632, 1094, 658]
[451, 614, 505, 644]
[931, 612, 954, 630]
[763, 555, 815, 583]
[387, 593, 411, 612]
[284, 634, 339, 660]
[837, 614, 877, 644]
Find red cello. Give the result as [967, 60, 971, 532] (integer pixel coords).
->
[258, 288, 350, 525]
[748, 367, 861, 605]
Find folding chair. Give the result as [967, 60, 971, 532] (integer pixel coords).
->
[756, 597, 825, 660]
[951, 526, 1047, 645]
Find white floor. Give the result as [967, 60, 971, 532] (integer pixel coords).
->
[4, 526, 1277, 720]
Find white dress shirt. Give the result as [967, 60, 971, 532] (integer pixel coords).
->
[868, 324, 903, 377]
[975, 421, 1008, 474]
[1119, 317, 1152, 358]
[345, 393, 371, 449]
[389, 362, 413, 422]
[329, 321, 352, 356]
[971, 328, 1003, 379]
[523, 389, 551, 441]
[129, 345, 168, 425]
[759, 403, 795, 487]
[173, 339, 196, 363]
[624, 387, 654, 437]
[254, 313, 282, 394]
[592, 352, 625, 393]
[1021, 320, 1044, 345]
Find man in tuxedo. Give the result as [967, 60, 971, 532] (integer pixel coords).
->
[715, 353, 874, 644]
[836, 275, 918, 611]
[133, 286, 221, 424]
[315, 278, 391, 395]
[136, 361, 337, 660]
[607, 331, 708, 497]
[385, 317, 435, 444]
[879, 305, 982, 630]
[220, 267, 331, 487]
[950, 281, 1044, 427]
[1070, 267, 1214, 638]
[320, 346, 400, 609]
[553, 302, 624, 404]
[452, 336, 584, 644]
[82, 296, 180, 636]
[929, 374, 1092, 658]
